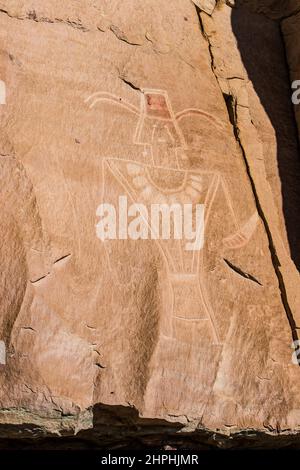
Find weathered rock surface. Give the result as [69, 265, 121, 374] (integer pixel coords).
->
[1, 0, 300, 448]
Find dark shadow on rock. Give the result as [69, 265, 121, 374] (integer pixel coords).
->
[231, 2, 300, 271]
[1, 403, 300, 449]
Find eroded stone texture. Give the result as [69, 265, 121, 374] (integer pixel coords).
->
[0, 0, 300, 447]
[193, 0, 216, 15]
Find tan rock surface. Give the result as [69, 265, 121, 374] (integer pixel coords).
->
[0, 0, 300, 448]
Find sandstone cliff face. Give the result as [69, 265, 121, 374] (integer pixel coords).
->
[1, 0, 300, 448]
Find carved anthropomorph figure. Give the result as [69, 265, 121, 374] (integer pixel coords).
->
[91, 89, 259, 347]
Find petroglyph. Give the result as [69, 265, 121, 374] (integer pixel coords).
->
[90, 89, 259, 346]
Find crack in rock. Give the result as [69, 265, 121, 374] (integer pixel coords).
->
[195, 3, 300, 351]
[223, 258, 263, 286]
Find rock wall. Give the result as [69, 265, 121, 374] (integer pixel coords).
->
[0, 0, 300, 448]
